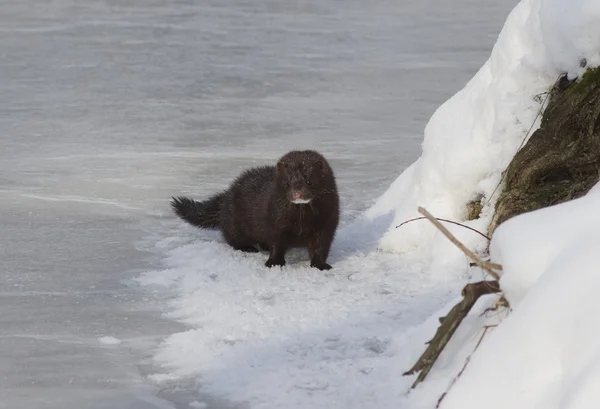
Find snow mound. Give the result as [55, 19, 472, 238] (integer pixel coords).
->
[355, 0, 600, 268]
[440, 183, 600, 409]
[491, 182, 600, 308]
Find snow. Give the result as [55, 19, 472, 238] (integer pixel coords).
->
[491, 183, 600, 308]
[540, 0, 600, 75]
[440, 185, 600, 409]
[136, 0, 600, 408]
[138, 240, 452, 405]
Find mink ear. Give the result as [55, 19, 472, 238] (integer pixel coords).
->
[315, 160, 326, 171]
[276, 161, 287, 173]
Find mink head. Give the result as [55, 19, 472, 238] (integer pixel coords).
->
[275, 150, 333, 204]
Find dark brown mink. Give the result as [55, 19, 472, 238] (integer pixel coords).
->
[171, 150, 340, 270]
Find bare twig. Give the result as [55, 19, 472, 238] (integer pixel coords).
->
[418, 207, 502, 280]
[396, 216, 490, 241]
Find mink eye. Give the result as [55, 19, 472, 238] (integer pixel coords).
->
[306, 179, 312, 185]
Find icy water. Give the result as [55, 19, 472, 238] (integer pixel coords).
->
[1, 0, 516, 408]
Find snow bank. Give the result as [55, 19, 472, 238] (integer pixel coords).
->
[491, 182, 600, 308]
[540, 0, 600, 75]
[357, 0, 600, 271]
[439, 183, 600, 409]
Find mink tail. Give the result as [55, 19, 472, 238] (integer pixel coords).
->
[171, 194, 224, 230]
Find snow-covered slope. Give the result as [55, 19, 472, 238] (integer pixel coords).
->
[359, 0, 599, 264]
[138, 0, 600, 407]
[438, 183, 600, 409]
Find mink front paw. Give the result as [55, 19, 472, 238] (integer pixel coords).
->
[310, 260, 332, 270]
[265, 257, 286, 268]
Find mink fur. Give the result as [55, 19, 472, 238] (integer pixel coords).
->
[171, 150, 340, 270]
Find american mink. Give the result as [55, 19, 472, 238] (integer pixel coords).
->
[171, 150, 340, 270]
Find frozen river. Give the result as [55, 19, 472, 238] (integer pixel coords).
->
[0, 0, 516, 407]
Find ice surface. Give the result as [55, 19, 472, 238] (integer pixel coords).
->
[1, 0, 515, 408]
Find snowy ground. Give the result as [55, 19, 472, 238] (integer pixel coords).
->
[1, 0, 517, 408]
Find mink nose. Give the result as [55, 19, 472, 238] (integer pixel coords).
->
[293, 191, 303, 199]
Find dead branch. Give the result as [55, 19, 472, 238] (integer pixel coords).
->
[403, 280, 501, 389]
[417, 207, 502, 280]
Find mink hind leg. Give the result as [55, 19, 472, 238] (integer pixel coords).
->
[221, 222, 259, 253]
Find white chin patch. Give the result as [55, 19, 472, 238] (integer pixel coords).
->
[292, 199, 312, 204]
